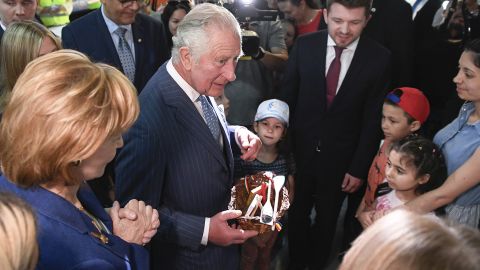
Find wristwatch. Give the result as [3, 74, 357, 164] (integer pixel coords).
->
[253, 46, 266, 60]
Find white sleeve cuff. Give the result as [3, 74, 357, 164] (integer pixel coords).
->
[234, 126, 248, 147]
[201, 217, 210, 246]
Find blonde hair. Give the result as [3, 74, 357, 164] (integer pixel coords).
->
[0, 192, 38, 270]
[0, 50, 139, 187]
[340, 210, 480, 270]
[0, 20, 61, 112]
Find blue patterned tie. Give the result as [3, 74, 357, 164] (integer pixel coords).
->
[200, 95, 221, 143]
[114, 27, 135, 82]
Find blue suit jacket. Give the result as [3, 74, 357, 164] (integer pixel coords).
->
[0, 176, 149, 270]
[115, 64, 240, 269]
[61, 9, 169, 92]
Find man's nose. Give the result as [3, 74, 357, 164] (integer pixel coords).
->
[223, 62, 237, 82]
[129, 0, 140, 10]
[15, 4, 25, 15]
[340, 23, 348, 34]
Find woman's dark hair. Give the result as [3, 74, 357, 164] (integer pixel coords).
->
[161, 1, 191, 49]
[464, 38, 480, 68]
[388, 135, 447, 194]
[278, 0, 319, 9]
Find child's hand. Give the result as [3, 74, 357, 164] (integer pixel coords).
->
[356, 210, 375, 229]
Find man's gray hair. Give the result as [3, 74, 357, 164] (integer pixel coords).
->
[171, 3, 242, 64]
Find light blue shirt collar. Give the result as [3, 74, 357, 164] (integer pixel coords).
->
[101, 5, 132, 34]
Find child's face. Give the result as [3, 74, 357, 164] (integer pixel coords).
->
[253, 117, 285, 146]
[385, 150, 427, 192]
[381, 104, 419, 142]
[283, 22, 296, 48]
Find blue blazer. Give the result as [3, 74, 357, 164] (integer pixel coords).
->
[115, 64, 240, 269]
[0, 176, 149, 270]
[61, 9, 169, 92]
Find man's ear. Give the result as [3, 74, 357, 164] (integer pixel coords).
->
[323, 8, 328, 23]
[366, 13, 372, 23]
[179, 47, 193, 71]
[409, 120, 421, 133]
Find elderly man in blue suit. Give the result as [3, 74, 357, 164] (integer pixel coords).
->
[61, 0, 169, 92]
[115, 3, 261, 270]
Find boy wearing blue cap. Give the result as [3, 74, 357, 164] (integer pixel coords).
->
[234, 99, 295, 270]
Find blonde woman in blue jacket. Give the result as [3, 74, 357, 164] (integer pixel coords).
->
[0, 50, 159, 269]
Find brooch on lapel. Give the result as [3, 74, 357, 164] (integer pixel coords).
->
[79, 206, 110, 245]
[90, 231, 109, 244]
[90, 220, 109, 244]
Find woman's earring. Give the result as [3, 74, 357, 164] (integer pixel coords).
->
[73, 160, 82, 166]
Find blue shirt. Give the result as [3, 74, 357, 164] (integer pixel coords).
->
[433, 102, 480, 206]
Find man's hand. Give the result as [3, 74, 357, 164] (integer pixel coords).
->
[341, 173, 363, 193]
[208, 210, 258, 246]
[236, 127, 262, 161]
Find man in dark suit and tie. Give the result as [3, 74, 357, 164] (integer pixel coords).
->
[61, 0, 169, 92]
[0, 0, 37, 40]
[279, 0, 391, 268]
[115, 4, 261, 270]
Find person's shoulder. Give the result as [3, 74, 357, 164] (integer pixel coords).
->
[138, 64, 176, 105]
[135, 12, 163, 28]
[64, 9, 99, 29]
[296, 29, 327, 46]
[359, 36, 391, 59]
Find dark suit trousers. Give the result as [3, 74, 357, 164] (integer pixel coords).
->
[288, 160, 363, 269]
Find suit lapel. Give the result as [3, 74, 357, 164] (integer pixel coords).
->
[132, 16, 144, 84]
[329, 36, 366, 110]
[211, 96, 234, 180]
[315, 31, 328, 112]
[161, 74, 229, 171]
[96, 10, 122, 69]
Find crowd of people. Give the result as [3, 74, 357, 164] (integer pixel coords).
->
[0, 0, 480, 269]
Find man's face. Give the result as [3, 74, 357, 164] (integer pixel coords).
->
[324, 3, 369, 47]
[188, 28, 241, 97]
[0, 0, 36, 26]
[101, 0, 140, 25]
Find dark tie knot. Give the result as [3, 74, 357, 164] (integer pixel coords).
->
[334, 46, 344, 57]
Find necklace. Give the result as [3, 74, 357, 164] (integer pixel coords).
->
[303, 9, 319, 25]
[78, 206, 110, 244]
